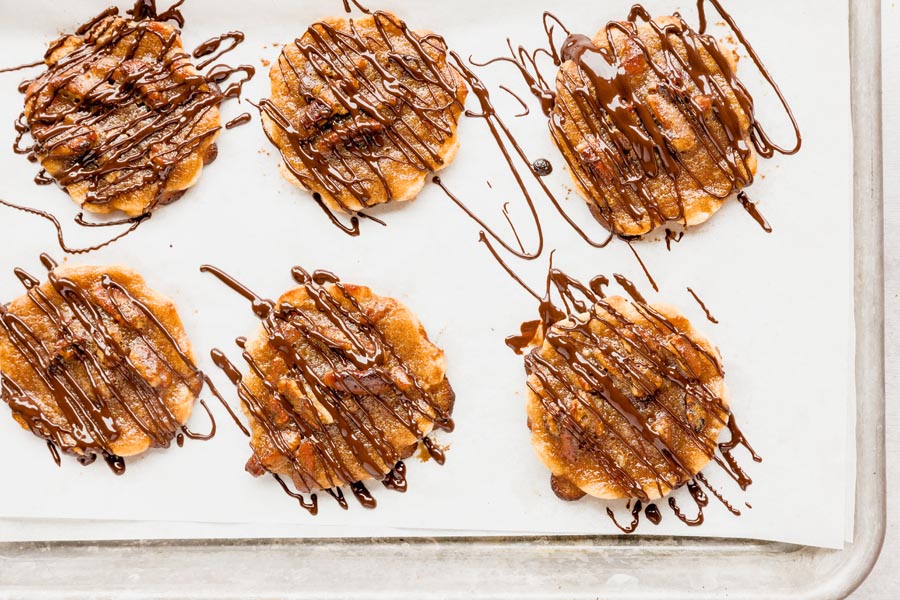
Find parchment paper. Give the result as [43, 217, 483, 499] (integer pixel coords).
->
[0, 0, 853, 548]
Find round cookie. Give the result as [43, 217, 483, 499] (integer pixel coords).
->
[232, 270, 455, 494]
[551, 15, 757, 237]
[260, 11, 468, 213]
[20, 6, 222, 216]
[525, 295, 729, 501]
[0, 260, 202, 472]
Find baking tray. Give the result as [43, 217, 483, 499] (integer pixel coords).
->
[0, 0, 884, 597]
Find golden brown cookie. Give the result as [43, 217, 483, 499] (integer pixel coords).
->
[260, 11, 468, 213]
[552, 15, 757, 237]
[18, 5, 222, 216]
[525, 295, 729, 501]
[205, 265, 454, 503]
[0, 257, 202, 473]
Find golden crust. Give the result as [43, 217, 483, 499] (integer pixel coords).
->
[23, 14, 221, 216]
[525, 296, 729, 500]
[242, 282, 454, 491]
[261, 12, 468, 213]
[552, 17, 757, 237]
[0, 264, 199, 458]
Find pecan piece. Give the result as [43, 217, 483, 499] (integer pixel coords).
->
[322, 368, 393, 396]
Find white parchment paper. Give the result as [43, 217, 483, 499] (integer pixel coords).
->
[0, 0, 853, 548]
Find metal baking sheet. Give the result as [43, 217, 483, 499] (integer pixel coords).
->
[0, 0, 883, 597]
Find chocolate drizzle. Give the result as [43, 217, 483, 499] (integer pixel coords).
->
[257, 9, 466, 217]
[482, 237, 758, 531]
[0, 60, 45, 74]
[225, 112, 252, 129]
[12, 0, 253, 218]
[0, 255, 214, 473]
[686, 287, 719, 324]
[737, 191, 772, 233]
[664, 228, 684, 250]
[0, 198, 149, 255]
[193, 31, 245, 70]
[202, 264, 454, 512]
[475, 1, 800, 238]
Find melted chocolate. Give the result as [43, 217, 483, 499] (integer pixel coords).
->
[193, 31, 245, 70]
[202, 265, 452, 511]
[434, 51, 621, 258]
[686, 287, 719, 324]
[257, 10, 464, 216]
[225, 112, 252, 129]
[422, 436, 446, 465]
[0, 254, 213, 473]
[476, 2, 800, 237]
[0, 198, 149, 255]
[668, 478, 708, 526]
[0, 60, 45, 74]
[607, 501, 642, 533]
[382, 461, 408, 492]
[13, 0, 252, 217]
[737, 191, 773, 233]
[531, 158, 553, 176]
[664, 228, 684, 250]
[483, 239, 757, 530]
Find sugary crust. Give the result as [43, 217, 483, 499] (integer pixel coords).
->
[0, 264, 198, 457]
[23, 15, 221, 216]
[242, 283, 454, 491]
[261, 12, 468, 213]
[553, 17, 757, 237]
[526, 296, 729, 500]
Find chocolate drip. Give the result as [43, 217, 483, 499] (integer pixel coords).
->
[0, 60, 45, 74]
[181, 398, 216, 440]
[225, 112, 252, 129]
[501, 85, 531, 117]
[668, 478, 708, 526]
[612, 273, 647, 304]
[686, 287, 719, 324]
[606, 501, 642, 533]
[13, 0, 252, 216]
[626, 242, 658, 292]
[202, 265, 452, 511]
[273, 473, 319, 515]
[695, 472, 740, 516]
[342, 0, 372, 14]
[506, 319, 542, 355]
[0, 199, 149, 255]
[127, 0, 186, 28]
[193, 32, 245, 70]
[717, 413, 762, 489]
[737, 191, 772, 233]
[0, 255, 212, 472]
[382, 461, 408, 492]
[422, 436, 446, 465]
[644, 502, 662, 524]
[350, 481, 377, 509]
[664, 228, 684, 250]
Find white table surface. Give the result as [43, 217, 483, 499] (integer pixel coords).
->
[852, 1, 897, 597]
